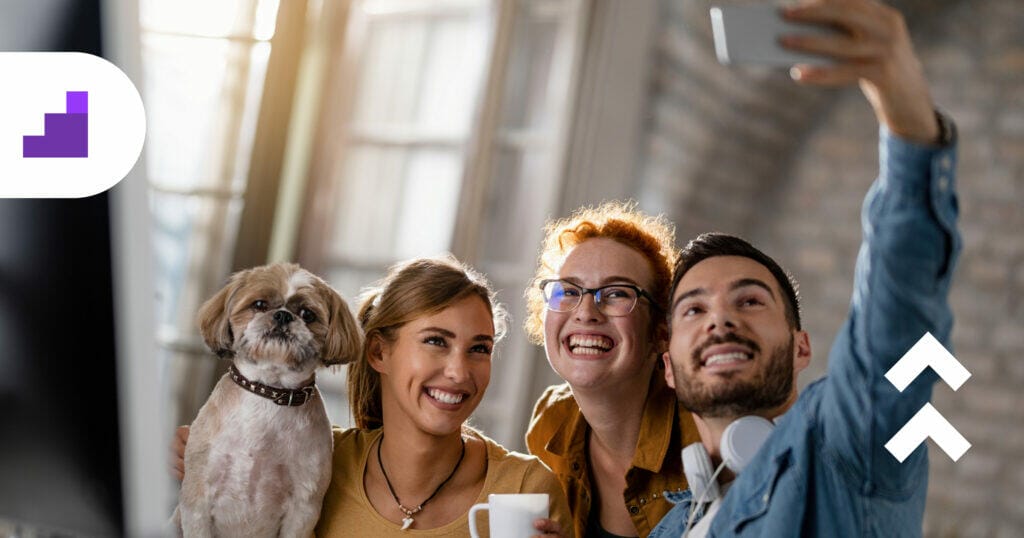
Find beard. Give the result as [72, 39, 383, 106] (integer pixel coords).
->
[672, 332, 794, 419]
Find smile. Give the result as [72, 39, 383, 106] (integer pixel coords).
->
[567, 334, 614, 355]
[702, 351, 753, 367]
[426, 388, 466, 405]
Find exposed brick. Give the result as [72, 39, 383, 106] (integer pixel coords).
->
[794, 247, 837, 274]
[1001, 427, 1024, 459]
[962, 383, 1019, 418]
[920, 45, 974, 77]
[951, 448, 1001, 481]
[986, 48, 1024, 76]
[991, 321, 1024, 353]
[1000, 490, 1024, 520]
[964, 256, 1011, 289]
[959, 518, 997, 537]
[977, 166, 1020, 201]
[996, 523, 1024, 538]
[997, 111, 1024, 136]
[957, 349, 999, 383]
[1003, 353, 1024, 386]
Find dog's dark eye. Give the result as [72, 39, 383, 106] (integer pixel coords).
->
[253, 300, 269, 312]
[299, 308, 316, 324]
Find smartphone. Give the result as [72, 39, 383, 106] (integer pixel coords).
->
[710, 4, 841, 66]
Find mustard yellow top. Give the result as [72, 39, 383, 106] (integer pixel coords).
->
[526, 372, 701, 537]
[316, 427, 573, 538]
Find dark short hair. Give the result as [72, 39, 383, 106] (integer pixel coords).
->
[670, 233, 802, 330]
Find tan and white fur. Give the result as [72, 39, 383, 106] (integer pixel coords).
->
[174, 263, 361, 538]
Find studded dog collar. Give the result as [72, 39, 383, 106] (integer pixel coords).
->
[228, 364, 317, 406]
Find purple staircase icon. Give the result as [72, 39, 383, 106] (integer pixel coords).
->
[23, 91, 89, 158]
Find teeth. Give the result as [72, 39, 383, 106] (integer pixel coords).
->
[568, 335, 613, 352]
[428, 388, 465, 405]
[704, 352, 751, 366]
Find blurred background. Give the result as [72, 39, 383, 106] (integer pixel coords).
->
[1, 0, 1021, 536]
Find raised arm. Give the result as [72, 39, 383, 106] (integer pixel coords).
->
[783, 0, 961, 491]
[783, 0, 939, 143]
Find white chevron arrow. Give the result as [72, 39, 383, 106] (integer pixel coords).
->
[885, 402, 971, 462]
[885, 332, 970, 392]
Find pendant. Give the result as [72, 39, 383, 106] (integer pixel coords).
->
[401, 516, 414, 530]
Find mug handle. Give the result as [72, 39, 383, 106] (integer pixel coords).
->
[468, 502, 490, 538]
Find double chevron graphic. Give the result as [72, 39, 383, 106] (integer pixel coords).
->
[884, 333, 971, 462]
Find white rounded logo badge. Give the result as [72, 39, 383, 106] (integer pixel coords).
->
[0, 52, 146, 198]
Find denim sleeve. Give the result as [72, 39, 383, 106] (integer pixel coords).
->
[818, 126, 961, 497]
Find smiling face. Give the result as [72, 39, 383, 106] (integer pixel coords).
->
[664, 256, 810, 419]
[542, 237, 661, 392]
[372, 295, 495, 437]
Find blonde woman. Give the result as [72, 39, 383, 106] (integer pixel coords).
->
[174, 256, 571, 537]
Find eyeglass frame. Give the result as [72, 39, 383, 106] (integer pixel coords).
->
[538, 278, 662, 317]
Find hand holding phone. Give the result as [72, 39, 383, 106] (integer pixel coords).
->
[711, 0, 940, 144]
[710, 4, 841, 66]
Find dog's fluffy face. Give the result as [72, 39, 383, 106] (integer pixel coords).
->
[198, 263, 362, 372]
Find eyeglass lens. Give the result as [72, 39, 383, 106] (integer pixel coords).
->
[544, 281, 638, 316]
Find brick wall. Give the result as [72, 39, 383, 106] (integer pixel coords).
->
[637, 0, 1023, 535]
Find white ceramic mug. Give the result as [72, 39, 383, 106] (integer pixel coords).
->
[468, 493, 549, 538]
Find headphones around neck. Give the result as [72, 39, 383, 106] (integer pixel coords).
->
[681, 415, 775, 502]
[680, 416, 774, 536]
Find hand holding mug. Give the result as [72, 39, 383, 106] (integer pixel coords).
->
[469, 493, 554, 538]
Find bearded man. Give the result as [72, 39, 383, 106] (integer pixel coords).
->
[653, 0, 961, 536]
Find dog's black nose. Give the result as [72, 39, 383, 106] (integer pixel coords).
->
[273, 310, 294, 325]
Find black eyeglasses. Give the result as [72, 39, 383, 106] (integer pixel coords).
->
[539, 279, 660, 317]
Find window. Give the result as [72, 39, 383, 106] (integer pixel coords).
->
[141, 0, 289, 428]
[299, 0, 588, 445]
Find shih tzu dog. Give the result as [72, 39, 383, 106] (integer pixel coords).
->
[174, 263, 361, 538]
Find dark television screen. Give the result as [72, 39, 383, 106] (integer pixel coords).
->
[0, 0, 125, 536]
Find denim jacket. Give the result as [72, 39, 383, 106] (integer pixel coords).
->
[650, 126, 961, 538]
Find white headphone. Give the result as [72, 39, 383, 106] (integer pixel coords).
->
[681, 415, 775, 535]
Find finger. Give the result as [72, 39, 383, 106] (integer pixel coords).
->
[780, 33, 884, 61]
[169, 450, 184, 481]
[170, 425, 189, 481]
[532, 518, 557, 531]
[782, 2, 886, 41]
[532, 518, 561, 537]
[790, 62, 878, 86]
[173, 426, 189, 452]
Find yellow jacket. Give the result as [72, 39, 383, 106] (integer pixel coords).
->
[526, 371, 700, 537]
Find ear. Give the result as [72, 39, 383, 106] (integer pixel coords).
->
[366, 333, 389, 374]
[197, 273, 244, 358]
[320, 282, 363, 366]
[662, 351, 677, 390]
[793, 330, 812, 373]
[650, 317, 670, 356]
